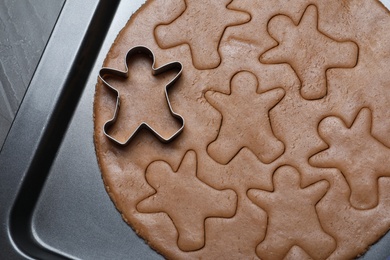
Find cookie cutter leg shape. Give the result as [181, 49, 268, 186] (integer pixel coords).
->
[99, 46, 185, 145]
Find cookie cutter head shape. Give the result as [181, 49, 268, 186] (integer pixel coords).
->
[99, 46, 185, 146]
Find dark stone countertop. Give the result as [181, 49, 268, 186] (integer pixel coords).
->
[0, 0, 64, 149]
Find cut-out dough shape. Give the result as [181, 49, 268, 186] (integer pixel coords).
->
[309, 108, 390, 210]
[99, 46, 184, 145]
[137, 150, 237, 252]
[260, 5, 358, 100]
[155, 0, 250, 70]
[248, 166, 336, 260]
[205, 71, 285, 164]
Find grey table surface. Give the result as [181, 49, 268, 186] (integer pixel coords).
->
[0, 0, 65, 150]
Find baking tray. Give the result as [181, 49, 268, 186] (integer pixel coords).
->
[0, 0, 389, 259]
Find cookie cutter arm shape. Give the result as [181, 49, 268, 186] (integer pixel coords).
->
[99, 46, 185, 145]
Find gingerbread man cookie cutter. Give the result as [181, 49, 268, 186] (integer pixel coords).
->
[99, 46, 185, 145]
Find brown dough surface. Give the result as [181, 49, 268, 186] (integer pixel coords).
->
[93, 0, 390, 259]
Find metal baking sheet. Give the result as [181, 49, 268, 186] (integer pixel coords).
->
[0, 0, 389, 259]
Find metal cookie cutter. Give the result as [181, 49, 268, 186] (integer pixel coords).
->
[99, 45, 185, 145]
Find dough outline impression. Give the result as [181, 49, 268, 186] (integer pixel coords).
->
[98, 46, 185, 145]
[205, 71, 285, 165]
[154, 0, 251, 70]
[260, 4, 359, 100]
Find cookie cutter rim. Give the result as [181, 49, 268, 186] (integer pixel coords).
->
[98, 45, 185, 146]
